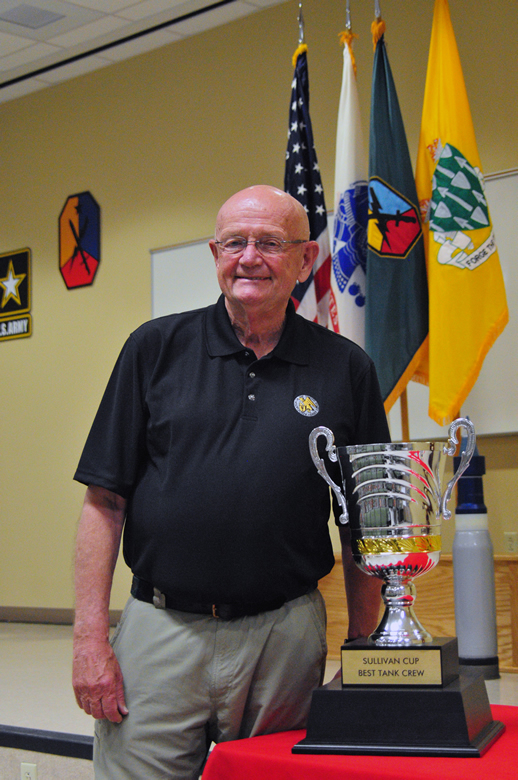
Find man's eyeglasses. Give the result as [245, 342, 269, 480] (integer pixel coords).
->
[213, 237, 307, 256]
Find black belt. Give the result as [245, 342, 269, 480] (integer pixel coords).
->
[131, 575, 286, 620]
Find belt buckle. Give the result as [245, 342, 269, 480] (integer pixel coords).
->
[153, 587, 166, 610]
[212, 604, 220, 619]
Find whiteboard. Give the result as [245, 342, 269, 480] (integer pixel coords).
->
[151, 169, 517, 437]
[151, 237, 220, 318]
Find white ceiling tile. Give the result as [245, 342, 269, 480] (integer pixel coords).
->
[64, 0, 139, 11]
[118, 0, 187, 22]
[47, 15, 128, 48]
[0, 29, 35, 55]
[100, 27, 181, 61]
[0, 41, 61, 72]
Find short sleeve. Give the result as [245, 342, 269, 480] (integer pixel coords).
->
[74, 335, 147, 498]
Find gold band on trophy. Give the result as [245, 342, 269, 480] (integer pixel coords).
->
[356, 535, 441, 555]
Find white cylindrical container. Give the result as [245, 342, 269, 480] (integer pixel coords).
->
[453, 451, 499, 680]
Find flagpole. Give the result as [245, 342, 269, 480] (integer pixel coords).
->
[371, 0, 385, 48]
[400, 388, 410, 441]
[298, 2, 304, 45]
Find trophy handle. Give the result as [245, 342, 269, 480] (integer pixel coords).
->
[309, 426, 348, 524]
[441, 417, 476, 520]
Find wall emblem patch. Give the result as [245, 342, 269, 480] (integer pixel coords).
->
[0, 248, 31, 342]
[59, 191, 100, 289]
[294, 395, 319, 417]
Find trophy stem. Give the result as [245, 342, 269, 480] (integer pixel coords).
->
[370, 577, 433, 646]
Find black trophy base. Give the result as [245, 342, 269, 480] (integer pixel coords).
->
[293, 673, 505, 757]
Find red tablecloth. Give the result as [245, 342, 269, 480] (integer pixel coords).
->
[203, 705, 515, 780]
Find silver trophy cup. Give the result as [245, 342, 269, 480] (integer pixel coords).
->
[309, 418, 476, 646]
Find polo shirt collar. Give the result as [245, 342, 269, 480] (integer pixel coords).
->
[205, 295, 310, 365]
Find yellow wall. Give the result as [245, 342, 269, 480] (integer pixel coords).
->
[1, 0, 517, 612]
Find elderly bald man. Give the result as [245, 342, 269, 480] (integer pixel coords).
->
[72, 185, 389, 780]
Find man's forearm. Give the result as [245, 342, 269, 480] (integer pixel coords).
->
[74, 485, 126, 641]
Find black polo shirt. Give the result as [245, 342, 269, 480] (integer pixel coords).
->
[75, 295, 389, 605]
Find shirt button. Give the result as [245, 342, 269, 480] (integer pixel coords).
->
[248, 394, 256, 401]
[249, 372, 256, 378]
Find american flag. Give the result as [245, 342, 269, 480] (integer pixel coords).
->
[284, 47, 331, 326]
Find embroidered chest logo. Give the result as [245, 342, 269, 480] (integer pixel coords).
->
[294, 395, 319, 417]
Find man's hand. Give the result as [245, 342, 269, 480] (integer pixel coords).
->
[73, 637, 128, 722]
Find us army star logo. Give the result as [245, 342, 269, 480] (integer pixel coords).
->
[0, 248, 32, 342]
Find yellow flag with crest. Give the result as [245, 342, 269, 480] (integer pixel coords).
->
[414, 0, 508, 426]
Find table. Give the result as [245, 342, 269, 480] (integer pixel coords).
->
[203, 705, 515, 780]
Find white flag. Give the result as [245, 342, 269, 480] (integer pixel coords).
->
[329, 38, 368, 346]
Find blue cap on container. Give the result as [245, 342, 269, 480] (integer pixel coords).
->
[453, 454, 487, 514]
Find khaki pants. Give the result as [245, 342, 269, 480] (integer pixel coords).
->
[94, 590, 327, 780]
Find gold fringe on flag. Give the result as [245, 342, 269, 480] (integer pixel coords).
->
[371, 17, 386, 49]
[339, 29, 358, 77]
[292, 42, 308, 68]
